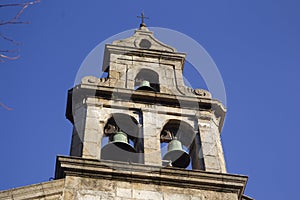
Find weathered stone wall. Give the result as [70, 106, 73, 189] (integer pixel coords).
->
[62, 176, 238, 200]
[108, 53, 185, 95]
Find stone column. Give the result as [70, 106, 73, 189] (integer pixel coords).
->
[81, 99, 103, 160]
[198, 113, 227, 173]
[142, 108, 162, 165]
[70, 105, 86, 157]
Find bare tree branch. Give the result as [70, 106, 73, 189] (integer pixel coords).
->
[0, 21, 29, 25]
[0, 0, 40, 62]
[0, 54, 20, 62]
[0, 0, 40, 8]
[0, 49, 18, 53]
[0, 0, 40, 25]
[0, 102, 13, 110]
[0, 3, 27, 8]
[0, 32, 21, 45]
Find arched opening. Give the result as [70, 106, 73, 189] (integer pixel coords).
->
[101, 113, 143, 163]
[134, 69, 160, 92]
[160, 119, 203, 170]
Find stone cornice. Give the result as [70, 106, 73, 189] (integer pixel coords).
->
[55, 156, 248, 200]
[66, 84, 226, 131]
[66, 84, 226, 128]
[103, 44, 186, 71]
[76, 84, 225, 110]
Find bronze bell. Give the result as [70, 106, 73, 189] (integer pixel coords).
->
[136, 80, 156, 92]
[101, 131, 138, 163]
[163, 139, 190, 168]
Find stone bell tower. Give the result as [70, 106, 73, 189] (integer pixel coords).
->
[0, 18, 253, 200]
[66, 24, 227, 172]
[56, 21, 252, 199]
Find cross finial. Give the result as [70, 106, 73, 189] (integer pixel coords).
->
[137, 12, 149, 27]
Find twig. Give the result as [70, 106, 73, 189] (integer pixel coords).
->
[0, 49, 18, 53]
[0, 32, 21, 45]
[0, 54, 20, 62]
[0, 102, 13, 110]
[0, 0, 40, 62]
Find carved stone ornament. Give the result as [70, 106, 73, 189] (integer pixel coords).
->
[81, 76, 109, 86]
[193, 88, 212, 98]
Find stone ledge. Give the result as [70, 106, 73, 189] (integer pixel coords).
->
[55, 155, 248, 200]
[66, 85, 226, 125]
[0, 179, 64, 200]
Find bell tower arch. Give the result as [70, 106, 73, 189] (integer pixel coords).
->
[134, 68, 160, 92]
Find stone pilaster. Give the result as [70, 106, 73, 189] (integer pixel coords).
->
[142, 108, 162, 165]
[198, 113, 226, 173]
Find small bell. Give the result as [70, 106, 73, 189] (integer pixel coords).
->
[136, 80, 156, 92]
[101, 131, 138, 163]
[163, 139, 190, 168]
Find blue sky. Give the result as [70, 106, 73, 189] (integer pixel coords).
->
[1, 0, 300, 199]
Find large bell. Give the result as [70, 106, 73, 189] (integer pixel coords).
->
[136, 80, 156, 92]
[101, 131, 138, 163]
[163, 139, 190, 168]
